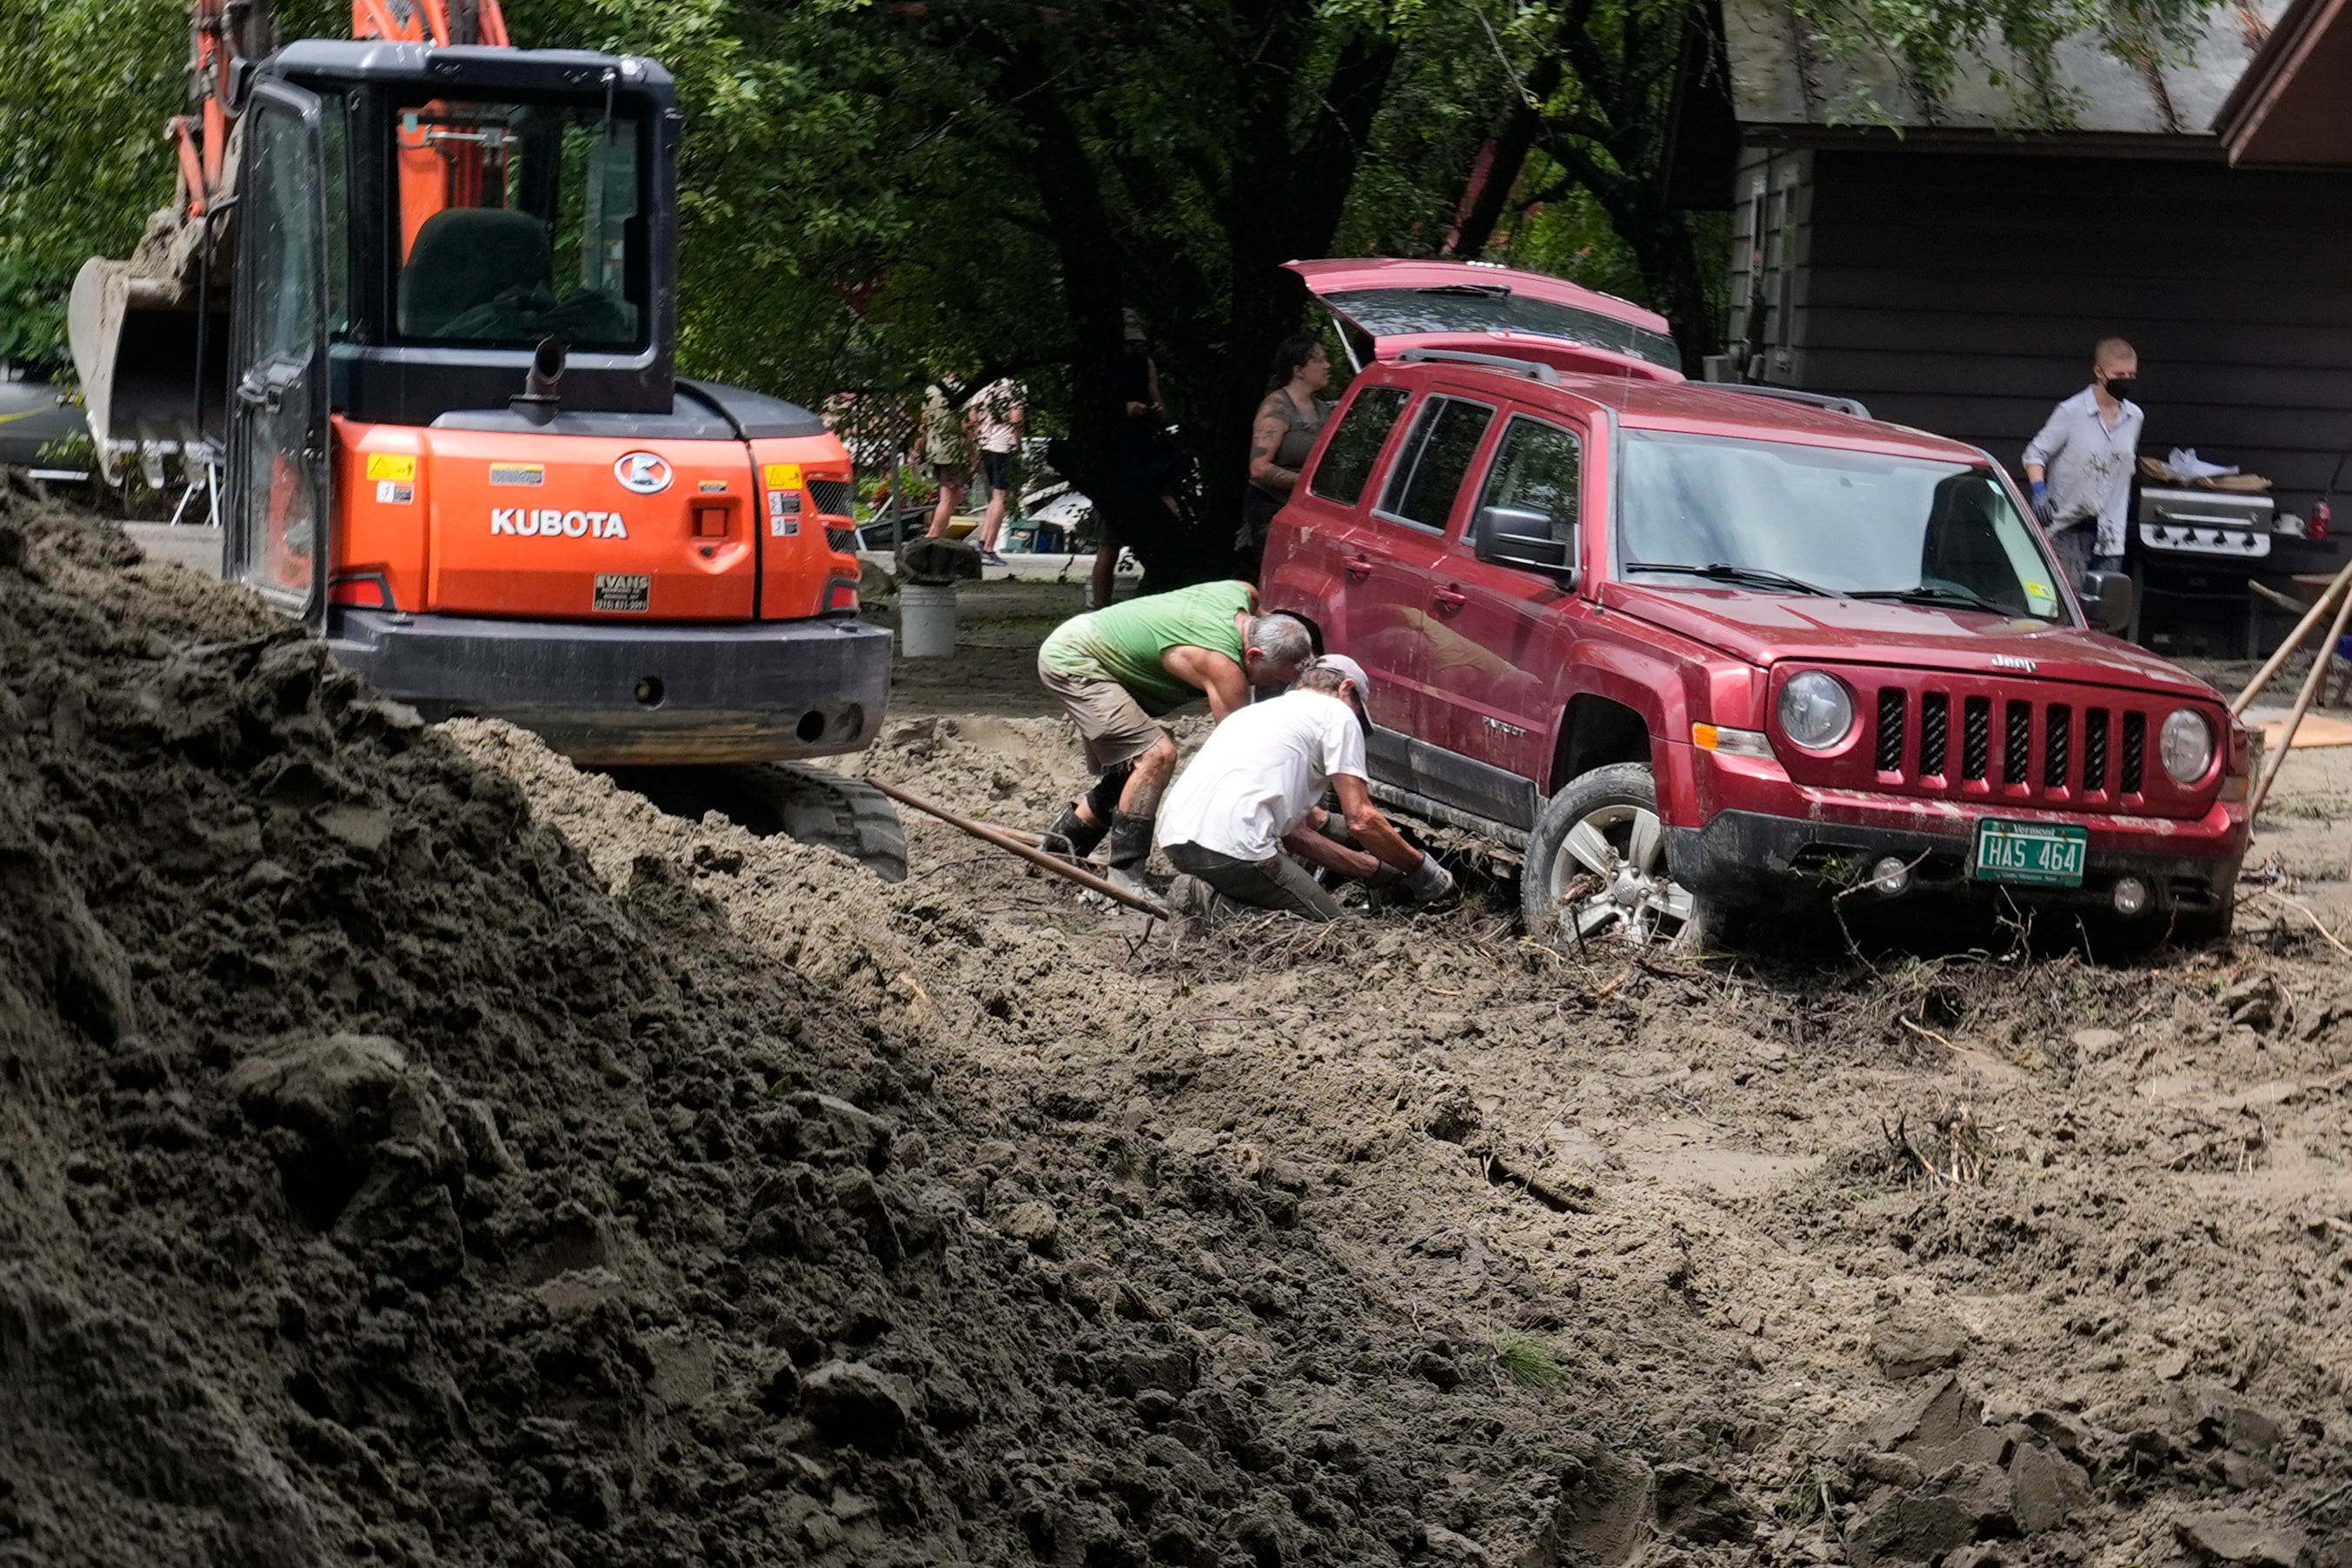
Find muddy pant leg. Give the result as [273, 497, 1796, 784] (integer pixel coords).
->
[1166, 843, 1343, 922]
[2049, 523, 2095, 593]
[1084, 761, 1133, 824]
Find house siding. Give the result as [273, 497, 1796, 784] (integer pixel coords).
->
[1730, 145, 2352, 515]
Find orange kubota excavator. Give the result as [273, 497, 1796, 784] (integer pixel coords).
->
[71, 0, 905, 874]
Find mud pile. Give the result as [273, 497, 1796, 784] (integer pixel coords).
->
[0, 484, 1599, 1566]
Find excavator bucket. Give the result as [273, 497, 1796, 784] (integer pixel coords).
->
[68, 205, 229, 485]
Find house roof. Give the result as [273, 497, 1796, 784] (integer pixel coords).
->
[1726, 0, 2286, 143]
[2218, 0, 2352, 164]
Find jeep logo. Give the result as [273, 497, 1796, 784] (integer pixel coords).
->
[614, 452, 673, 495]
[1990, 654, 2036, 673]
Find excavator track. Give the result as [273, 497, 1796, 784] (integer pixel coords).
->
[607, 763, 908, 884]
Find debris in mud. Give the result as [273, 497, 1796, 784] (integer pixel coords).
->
[0, 488, 1472, 1564]
[18, 482, 2352, 1567]
[2176, 1512, 2309, 1568]
[1869, 1301, 1967, 1380]
[1883, 1102, 1990, 1186]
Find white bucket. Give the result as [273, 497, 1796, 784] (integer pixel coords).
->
[900, 581, 957, 658]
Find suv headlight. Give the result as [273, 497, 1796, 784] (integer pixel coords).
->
[1778, 672, 1855, 752]
[2160, 708, 2215, 784]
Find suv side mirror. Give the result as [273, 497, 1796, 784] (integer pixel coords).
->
[1475, 505, 1574, 580]
[2083, 569, 2133, 634]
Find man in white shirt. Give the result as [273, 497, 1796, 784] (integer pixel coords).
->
[965, 379, 1026, 567]
[1156, 654, 1452, 920]
[2022, 336, 2143, 591]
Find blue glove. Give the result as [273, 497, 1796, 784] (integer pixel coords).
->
[2029, 479, 2050, 524]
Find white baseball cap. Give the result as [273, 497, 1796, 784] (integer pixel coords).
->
[1310, 654, 1373, 734]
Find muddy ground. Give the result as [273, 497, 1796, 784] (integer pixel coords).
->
[836, 581, 2352, 1568]
[9, 502, 2352, 1568]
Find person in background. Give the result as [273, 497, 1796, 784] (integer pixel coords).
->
[921, 381, 971, 540]
[2023, 336, 2142, 591]
[1158, 654, 1452, 921]
[967, 378, 1026, 567]
[1093, 311, 1180, 608]
[1037, 581, 1313, 897]
[1235, 335, 1333, 581]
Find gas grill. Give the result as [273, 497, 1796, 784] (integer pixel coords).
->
[2127, 486, 2300, 656]
[2136, 487, 2275, 561]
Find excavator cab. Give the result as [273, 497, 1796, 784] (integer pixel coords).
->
[70, 6, 903, 874]
[219, 46, 679, 622]
[87, 38, 892, 771]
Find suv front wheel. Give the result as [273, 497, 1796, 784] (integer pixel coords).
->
[1522, 762, 1722, 952]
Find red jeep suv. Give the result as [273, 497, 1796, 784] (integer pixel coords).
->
[1265, 259, 2251, 949]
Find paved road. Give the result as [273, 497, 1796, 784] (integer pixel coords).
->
[123, 523, 223, 577]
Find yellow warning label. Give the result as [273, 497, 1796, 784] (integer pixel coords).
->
[489, 462, 545, 487]
[763, 462, 804, 491]
[366, 453, 416, 482]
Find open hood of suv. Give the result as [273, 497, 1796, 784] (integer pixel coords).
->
[1287, 259, 1684, 383]
[1601, 581, 2222, 701]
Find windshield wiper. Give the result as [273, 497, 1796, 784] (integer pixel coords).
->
[1850, 584, 2029, 617]
[1622, 561, 1846, 599]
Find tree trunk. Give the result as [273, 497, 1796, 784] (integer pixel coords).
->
[1619, 203, 1717, 375]
[1539, 133, 1720, 375]
[1447, 55, 1561, 260]
[985, 46, 1229, 589]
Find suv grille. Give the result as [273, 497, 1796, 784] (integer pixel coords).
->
[2003, 701, 2031, 785]
[1919, 692, 1949, 776]
[1867, 681, 2173, 802]
[2043, 706, 2070, 791]
[808, 477, 857, 517]
[1875, 688, 1905, 772]
[1962, 697, 1991, 781]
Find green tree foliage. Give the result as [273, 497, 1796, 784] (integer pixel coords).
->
[2, 0, 2211, 578]
[1794, 0, 2220, 125]
[0, 0, 190, 367]
[1438, 0, 1730, 370]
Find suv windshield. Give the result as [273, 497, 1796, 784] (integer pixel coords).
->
[1324, 287, 1682, 373]
[392, 97, 644, 349]
[1615, 430, 2066, 621]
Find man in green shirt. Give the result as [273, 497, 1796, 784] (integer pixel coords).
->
[1038, 580, 1314, 896]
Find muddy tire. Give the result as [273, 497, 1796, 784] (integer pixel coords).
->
[608, 763, 908, 883]
[1520, 762, 1727, 953]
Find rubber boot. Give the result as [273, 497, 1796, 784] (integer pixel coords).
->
[1104, 811, 1155, 900]
[1044, 802, 1109, 860]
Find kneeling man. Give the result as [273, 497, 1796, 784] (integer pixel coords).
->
[1156, 654, 1452, 920]
[1038, 580, 1312, 895]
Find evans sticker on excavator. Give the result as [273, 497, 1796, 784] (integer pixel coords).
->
[70, 2, 904, 874]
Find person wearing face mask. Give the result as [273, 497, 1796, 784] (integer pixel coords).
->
[2022, 337, 2143, 592]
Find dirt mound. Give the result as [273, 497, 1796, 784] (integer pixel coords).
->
[17, 478, 2352, 1568]
[0, 484, 1596, 1566]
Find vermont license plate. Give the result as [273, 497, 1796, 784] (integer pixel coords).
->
[1971, 820, 2088, 887]
[593, 573, 650, 613]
